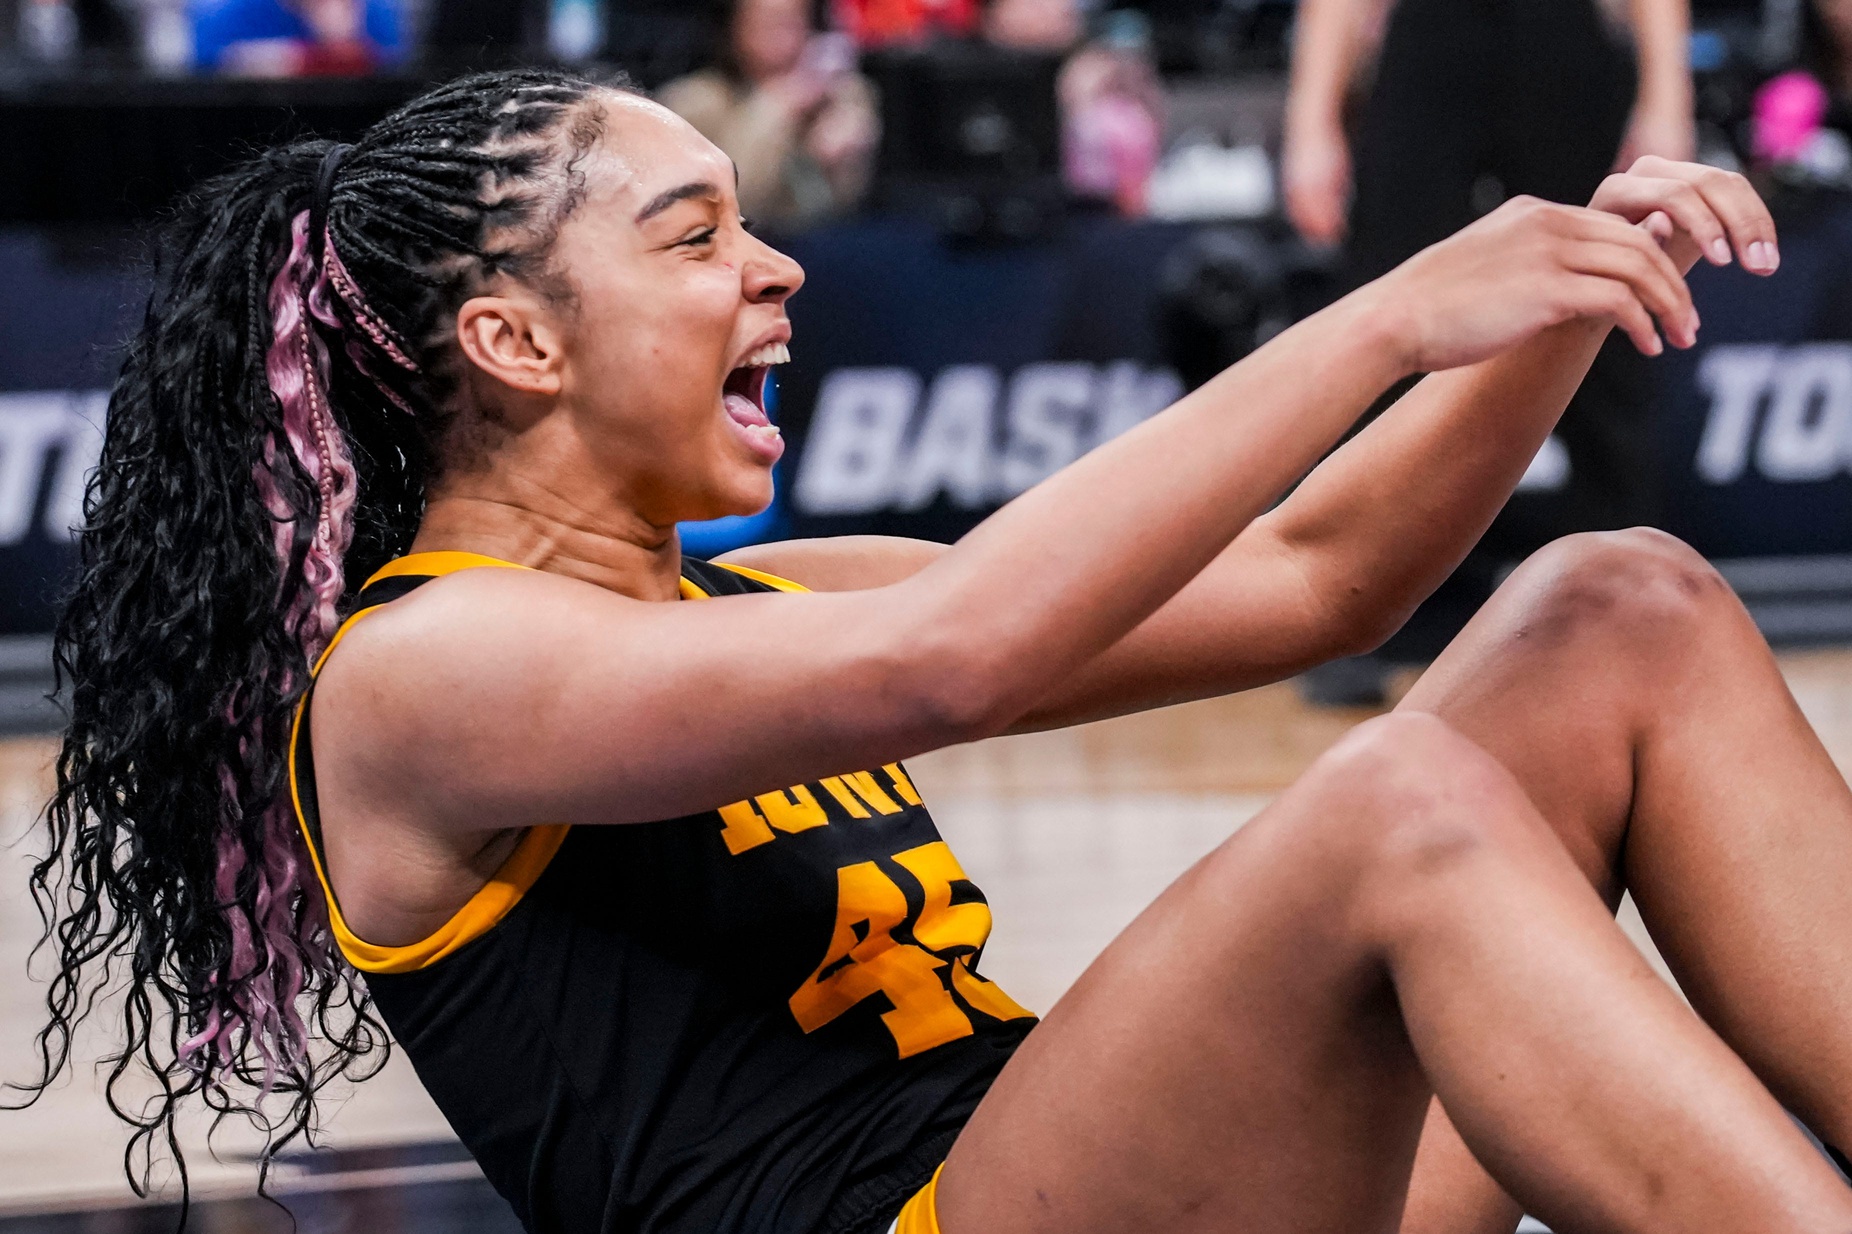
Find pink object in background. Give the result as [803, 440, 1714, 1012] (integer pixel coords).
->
[1754, 70, 1831, 164]
[1065, 92, 1162, 216]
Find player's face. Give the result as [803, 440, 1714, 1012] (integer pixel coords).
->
[542, 94, 803, 527]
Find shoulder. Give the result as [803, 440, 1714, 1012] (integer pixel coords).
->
[312, 567, 626, 741]
[716, 536, 949, 593]
[335, 564, 614, 654]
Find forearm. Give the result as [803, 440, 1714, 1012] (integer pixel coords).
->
[1263, 318, 1611, 644]
[999, 320, 1610, 733]
[895, 293, 1408, 733]
[1630, 0, 1692, 115]
[1284, 0, 1370, 139]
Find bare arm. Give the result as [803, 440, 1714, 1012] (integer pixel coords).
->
[322, 192, 1703, 832]
[1280, 0, 1382, 243]
[729, 163, 1776, 731]
[1620, 0, 1695, 164]
[1283, 0, 1373, 140]
[724, 325, 1611, 730]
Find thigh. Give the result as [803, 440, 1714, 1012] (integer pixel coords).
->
[933, 768, 1430, 1234]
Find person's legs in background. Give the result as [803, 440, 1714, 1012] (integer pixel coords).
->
[1306, 0, 1652, 705]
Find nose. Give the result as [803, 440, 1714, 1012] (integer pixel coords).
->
[742, 234, 805, 306]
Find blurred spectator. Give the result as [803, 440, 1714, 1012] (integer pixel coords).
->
[1797, 0, 1852, 96]
[1282, 0, 1694, 250]
[986, 0, 1165, 214]
[1057, 11, 1165, 214]
[831, 0, 978, 47]
[660, 0, 879, 231]
[18, 0, 140, 62]
[1283, 0, 1695, 702]
[984, 0, 1078, 50]
[192, 0, 403, 74]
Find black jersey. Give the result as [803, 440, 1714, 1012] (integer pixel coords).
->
[288, 551, 1036, 1234]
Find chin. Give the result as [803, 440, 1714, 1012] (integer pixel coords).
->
[684, 465, 776, 523]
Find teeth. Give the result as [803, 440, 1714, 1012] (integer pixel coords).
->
[740, 342, 790, 368]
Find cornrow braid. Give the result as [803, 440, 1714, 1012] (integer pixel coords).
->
[12, 67, 636, 1218]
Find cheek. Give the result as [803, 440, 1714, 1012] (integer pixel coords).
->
[581, 275, 735, 394]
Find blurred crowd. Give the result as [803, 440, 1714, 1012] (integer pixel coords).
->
[11, 0, 1852, 230]
[659, 0, 1168, 228]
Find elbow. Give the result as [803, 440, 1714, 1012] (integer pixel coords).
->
[1322, 597, 1417, 661]
[877, 627, 1026, 749]
[1284, 546, 1422, 664]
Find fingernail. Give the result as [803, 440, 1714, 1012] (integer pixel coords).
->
[1648, 333, 1664, 356]
[1709, 237, 1732, 264]
[1750, 241, 1780, 272]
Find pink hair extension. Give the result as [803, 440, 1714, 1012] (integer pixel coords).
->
[323, 233, 423, 417]
[261, 211, 357, 658]
[181, 209, 360, 1085]
[324, 240, 419, 376]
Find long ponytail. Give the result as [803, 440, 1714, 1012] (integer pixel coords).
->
[11, 67, 629, 1210]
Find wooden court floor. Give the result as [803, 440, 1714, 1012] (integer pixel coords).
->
[5, 650, 1852, 1218]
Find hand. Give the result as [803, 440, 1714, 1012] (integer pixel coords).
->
[1362, 194, 1702, 374]
[806, 88, 878, 169]
[1589, 156, 1780, 277]
[763, 70, 831, 120]
[1282, 120, 1352, 247]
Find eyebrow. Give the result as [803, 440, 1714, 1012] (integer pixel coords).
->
[635, 180, 720, 224]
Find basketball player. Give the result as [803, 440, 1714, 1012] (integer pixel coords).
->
[20, 68, 1852, 1234]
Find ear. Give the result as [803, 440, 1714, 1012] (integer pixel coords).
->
[454, 294, 565, 397]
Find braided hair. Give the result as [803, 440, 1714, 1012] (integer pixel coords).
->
[11, 67, 632, 1209]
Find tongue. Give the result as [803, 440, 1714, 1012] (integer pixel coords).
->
[724, 391, 771, 428]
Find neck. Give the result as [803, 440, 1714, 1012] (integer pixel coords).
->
[409, 475, 685, 603]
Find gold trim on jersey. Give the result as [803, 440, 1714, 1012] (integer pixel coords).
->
[892, 1165, 943, 1234]
[680, 560, 812, 598]
[711, 561, 811, 593]
[289, 550, 570, 975]
[364, 549, 529, 585]
[292, 550, 811, 974]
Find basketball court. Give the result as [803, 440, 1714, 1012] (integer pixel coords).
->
[8, 649, 1852, 1229]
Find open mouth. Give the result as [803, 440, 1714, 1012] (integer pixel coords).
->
[723, 341, 789, 460]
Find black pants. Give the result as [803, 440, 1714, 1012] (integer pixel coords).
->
[1346, 0, 1656, 658]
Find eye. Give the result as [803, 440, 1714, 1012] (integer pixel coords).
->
[678, 226, 718, 249]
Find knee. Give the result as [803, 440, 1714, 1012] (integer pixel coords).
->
[1506, 528, 1734, 653]
[1282, 714, 1561, 948]
[1302, 713, 1527, 878]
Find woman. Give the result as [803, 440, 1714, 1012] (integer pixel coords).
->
[16, 67, 1852, 1234]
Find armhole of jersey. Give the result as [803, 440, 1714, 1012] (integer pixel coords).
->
[710, 561, 812, 593]
[289, 554, 570, 976]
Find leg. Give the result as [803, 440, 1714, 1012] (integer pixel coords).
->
[936, 714, 1851, 1233]
[1397, 529, 1852, 1230]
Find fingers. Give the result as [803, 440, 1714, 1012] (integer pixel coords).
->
[1604, 158, 1780, 274]
[1563, 273, 1664, 357]
[1559, 210, 1698, 348]
[1596, 175, 1733, 266]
